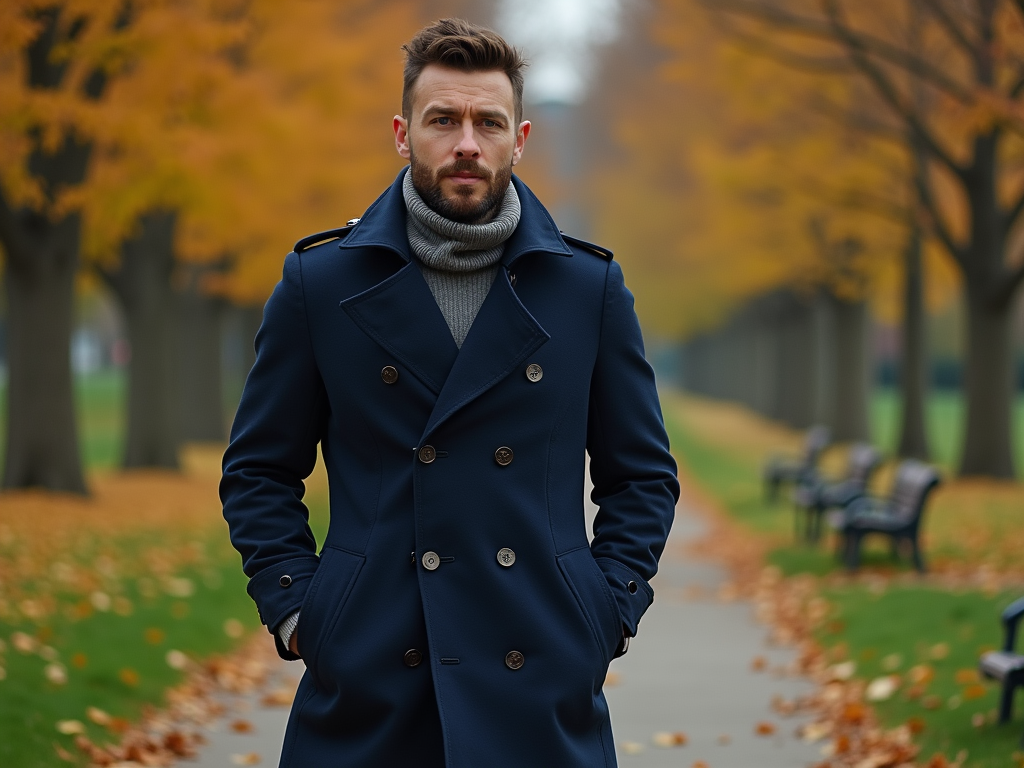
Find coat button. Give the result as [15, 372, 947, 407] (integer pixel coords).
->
[505, 650, 525, 670]
[494, 446, 513, 466]
[628, 580, 638, 594]
[418, 445, 436, 464]
[497, 548, 516, 567]
[279, 575, 292, 587]
[404, 649, 423, 668]
[422, 551, 440, 571]
[381, 365, 399, 384]
[525, 363, 543, 382]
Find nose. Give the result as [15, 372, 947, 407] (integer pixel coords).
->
[454, 122, 481, 158]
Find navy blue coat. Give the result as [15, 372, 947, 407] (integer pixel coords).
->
[221, 169, 679, 768]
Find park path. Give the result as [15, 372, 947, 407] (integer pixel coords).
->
[181, 498, 821, 768]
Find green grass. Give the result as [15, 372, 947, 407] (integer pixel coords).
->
[0, 548, 259, 767]
[816, 585, 1024, 768]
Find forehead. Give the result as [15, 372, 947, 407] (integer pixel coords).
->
[410, 64, 514, 116]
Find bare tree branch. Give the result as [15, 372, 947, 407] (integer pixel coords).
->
[918, 0, 982, 66]
[707, 0, 976, 104]
[711, 15, 855, 73]
[1004, 182, 1024, 231]
[0, 183, 32, 268]
[807, 93, 908, 141]
[820, 0, 969, 180]
[911, 159, 967, 267]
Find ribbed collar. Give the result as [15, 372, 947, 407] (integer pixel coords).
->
[338, 167, 574, 266]
[402, 170, 520, 273]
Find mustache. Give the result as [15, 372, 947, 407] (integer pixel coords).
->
[436, 159, 493, 181]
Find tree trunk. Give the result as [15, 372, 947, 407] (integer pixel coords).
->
[2, 215, 87, 492]
[897, 224, 930, 459]
[959, 291, 1015, 477]
[176, 273, 226, 442]
[830, 294, 871, 442]
[100, 211, 180, 469]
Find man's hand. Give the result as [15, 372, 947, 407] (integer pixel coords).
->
[289, 629, 300, 657]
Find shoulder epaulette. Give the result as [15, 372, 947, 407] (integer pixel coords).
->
[293, 219, 360, 253]
[560, 232, 613, 261]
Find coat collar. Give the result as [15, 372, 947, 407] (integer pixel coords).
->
[338, 168, 573, 266]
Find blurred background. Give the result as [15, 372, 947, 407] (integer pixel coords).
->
[5, 0, 1024, 487]
[6, 1, 1024, 765]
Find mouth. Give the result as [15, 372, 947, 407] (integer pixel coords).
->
[448, 172, 483, 184]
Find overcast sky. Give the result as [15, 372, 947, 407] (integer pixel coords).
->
[496, 0, 623, 104]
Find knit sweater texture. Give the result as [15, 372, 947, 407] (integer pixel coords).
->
[403, 169, 521, 348]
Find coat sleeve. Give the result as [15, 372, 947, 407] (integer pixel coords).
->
[587, 259, 679, 638]
[220, 251, 327, 659]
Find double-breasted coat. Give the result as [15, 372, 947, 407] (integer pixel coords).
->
[221, 169, 680, 768]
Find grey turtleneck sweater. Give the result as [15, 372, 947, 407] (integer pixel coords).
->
[403, 169, 521, 348]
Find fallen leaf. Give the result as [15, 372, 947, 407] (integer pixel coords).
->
[231, 753, 261, 766]
[841, 702, 866, 725]
[751, 655, 767, 672]
[144, 627, 165, 645]
[166, 649, 188, 670]
[620, 741, 645, 754]
[962, 684, 987, 701]
[652, 731, 687, 747]
[118, 668, 139, 686]
[45, 663, 68, 685]
[929, 643, 950, 660]
[224, 618, 245, 638]
[834, 733, 851, 754]
[11, 631, 37, 653]
[755, 721, 776, 736]
[231, 719, 254, 734]
[691, 761, 709, 768]
[907, 716, 926, 734]
[881, 652, 903, 671]
[909, 664, 935, 685]
[604, 670, 621, 687]
[800, 721, 832, 742]
[260, 688, 295, 707]
[56, 720, 85, 735]
[922, 695, 943, 710]
[52, 741, 76, 762]
[955, 669, 980, 685]
[71, 653, 87, 669]
[86, 707, 111, 726]
[972, 712, 986, 728]
[827, 661, 856, 681]
[866, 675, 899, 701]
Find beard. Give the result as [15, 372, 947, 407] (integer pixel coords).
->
[410, 154, 513, 224]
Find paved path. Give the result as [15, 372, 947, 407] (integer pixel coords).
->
[183, 501, 820, 768]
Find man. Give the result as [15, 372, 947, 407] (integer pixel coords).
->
[221, 18, 678, 768]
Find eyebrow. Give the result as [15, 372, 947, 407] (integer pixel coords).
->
[422, 104, 510, 123]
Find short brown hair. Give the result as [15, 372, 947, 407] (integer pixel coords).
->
[401, 18, 528, 124]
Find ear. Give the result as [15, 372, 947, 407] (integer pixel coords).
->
[512, 120, 531, 166]
[394, 115, 411, 159]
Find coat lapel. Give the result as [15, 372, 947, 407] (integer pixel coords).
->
[422, 269, 549, 438]
[340, 262, 459, 395]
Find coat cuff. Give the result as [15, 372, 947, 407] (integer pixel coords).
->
[594, 557, 654, 637]
[246, 556, 320, 642]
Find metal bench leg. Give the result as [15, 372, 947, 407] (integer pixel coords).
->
[844, 531, 862, 572]
[999, 679, 1017, 724]
[910, 536, 926, 574]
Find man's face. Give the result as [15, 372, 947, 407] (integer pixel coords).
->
[394, 64, 530, 224]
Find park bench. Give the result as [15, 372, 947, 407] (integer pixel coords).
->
[792, 442, 881, 542]
[763, 424, 830, 503]
[827, 459, 941, 573]
[979, 596, 1024, 741]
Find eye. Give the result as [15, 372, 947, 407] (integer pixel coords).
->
[436, 116, 451, 125]
[483, 119, 498, 128]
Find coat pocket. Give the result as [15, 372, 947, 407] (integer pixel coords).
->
[557, 547, 623, 664]
[295, 546, 365, 679]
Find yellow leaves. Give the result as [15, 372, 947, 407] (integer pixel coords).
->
[118, 667, 139, 687]
[231, 754, 262, 765]
[754, 721, 777, 735]
[144, 627, 165, 645]
[652, 731, 688, 747]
